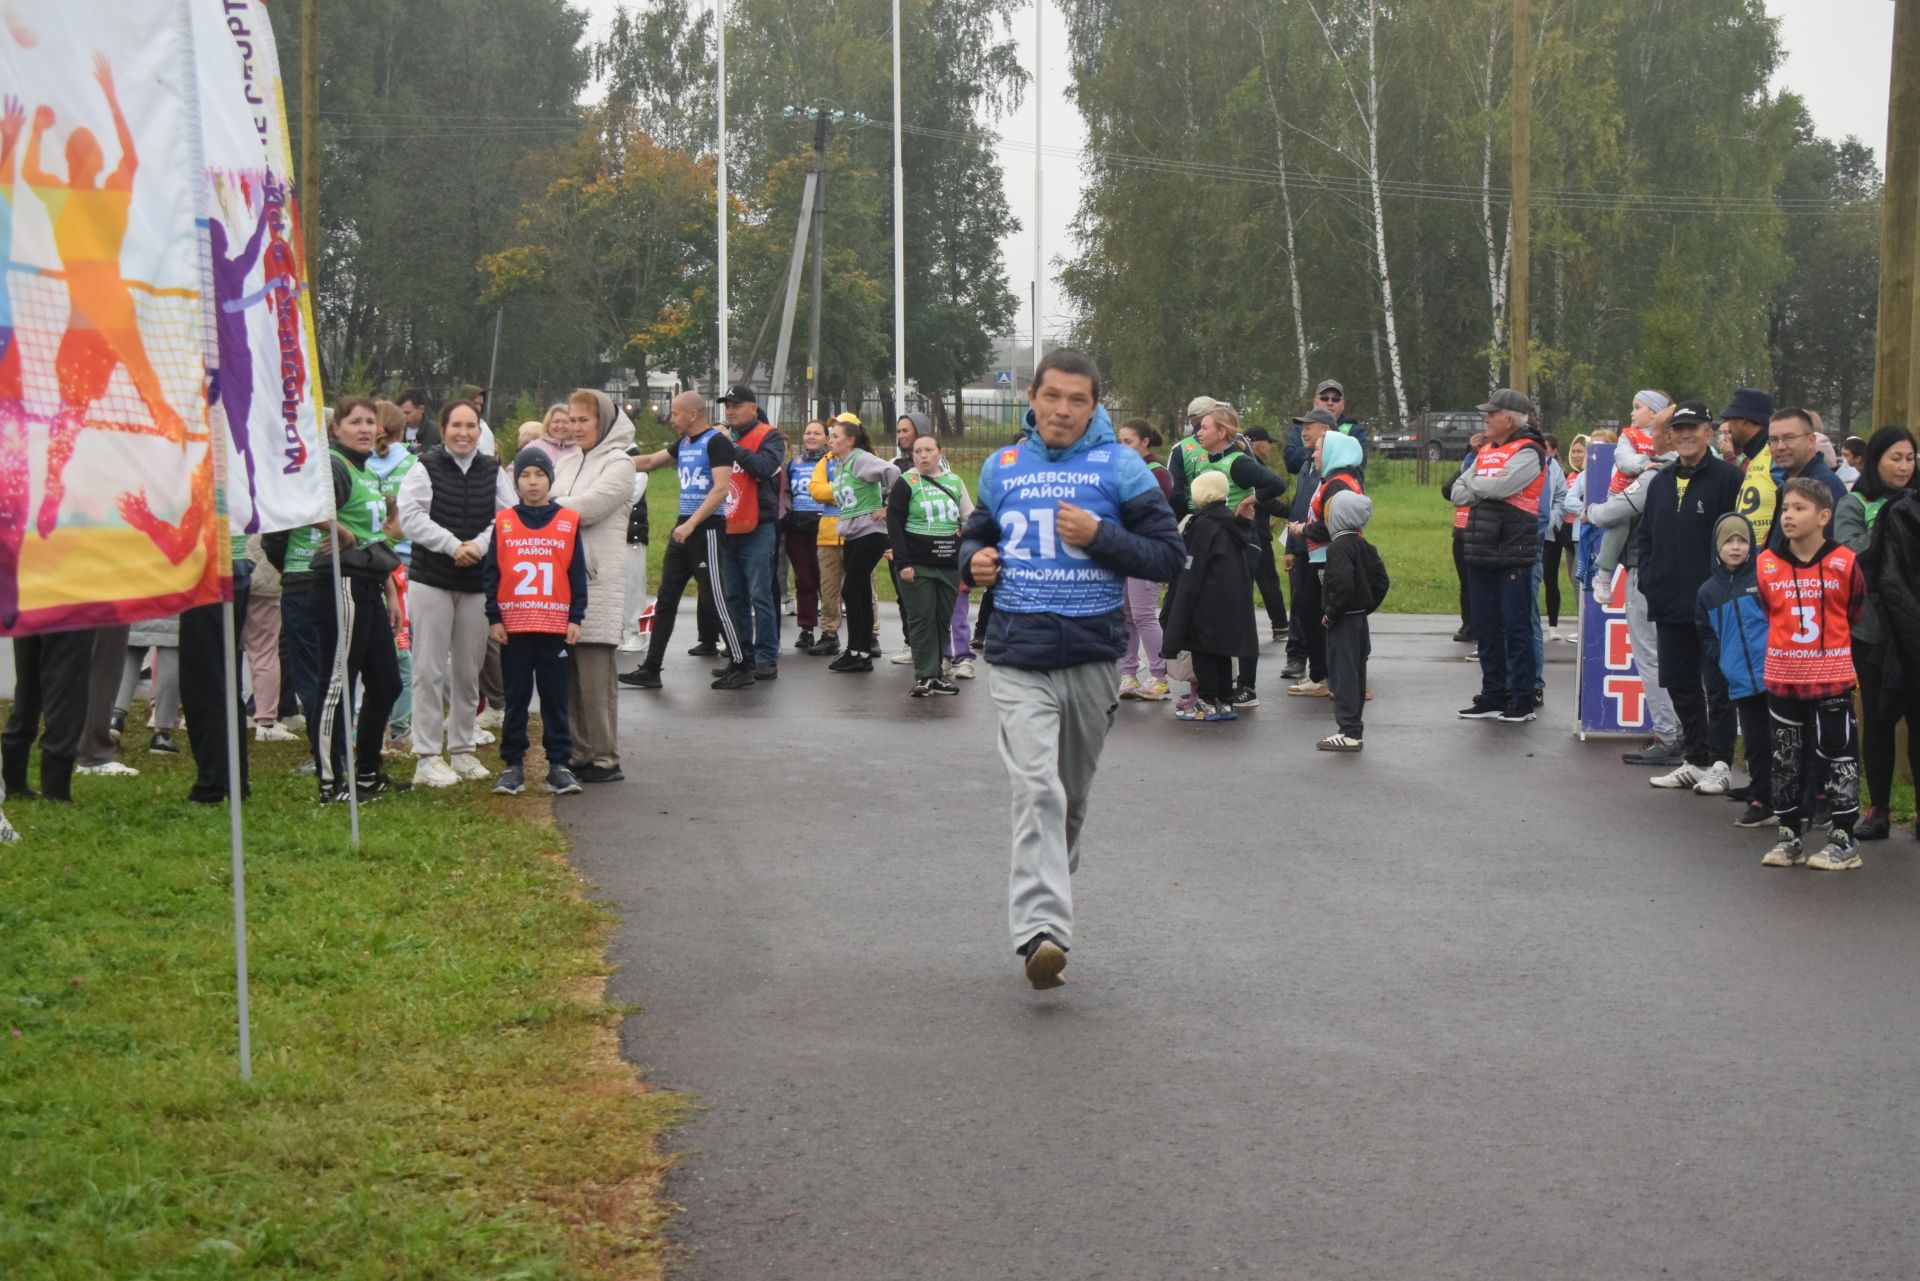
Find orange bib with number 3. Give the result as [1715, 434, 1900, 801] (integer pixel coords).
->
[494, 508, 579, 635]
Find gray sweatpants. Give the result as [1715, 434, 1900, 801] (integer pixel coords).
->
[989, 660, 1120, 952]
[408, 582, 487, 757]
[1624, 565, 1679, 742]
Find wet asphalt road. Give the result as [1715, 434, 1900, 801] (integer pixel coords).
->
[565, 615, 1920, 1280]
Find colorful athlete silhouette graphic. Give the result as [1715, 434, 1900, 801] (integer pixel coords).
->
[260, 189, 308, 461]
[0, 94, 26, 627]
[22, 54, 189, 538]
[210, 178, 273, 532]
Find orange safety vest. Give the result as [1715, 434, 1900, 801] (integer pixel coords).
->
[1755, 543, 1858, 696]
[494, 508, 579, 634]
[725, 423, 776, 534]
[1473, 437, 1546, 515]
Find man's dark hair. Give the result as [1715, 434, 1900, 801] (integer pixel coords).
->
[397, 387, 427, 409]
[1033, 348, 1102, 401]
[1780, 476, 1834, 514]
[1770, 407, 1814, 432]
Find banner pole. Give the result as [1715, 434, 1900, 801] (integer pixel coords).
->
[221, 577, 253, 1080]
[325, 519, 361, 848]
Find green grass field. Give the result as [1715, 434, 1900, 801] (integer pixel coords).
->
[0, 733, 682, 1280]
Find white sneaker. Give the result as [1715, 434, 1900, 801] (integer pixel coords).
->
[619, 634, 646, 653]
[782, 597, 797, 616]
[476, 708, 505, 731]
[472, 727, 497, 747]
[952, 658, 975, 680]
[254, 722, 300, 743]
[889, 649, 914, 665]
[412, 756, 460, 788]
[1692, 761, 1733, 796]
[1285, 680, 1328, 698]
[280, 713, 307, 733]
[1546, 627, 1560, 643]
[448, 753, 492, 781]
[1650, 762, 1704, 789]
[77, 761, 140, 777]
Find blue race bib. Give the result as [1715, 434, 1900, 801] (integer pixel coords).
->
[677, 429, 720, 517]
[985, 443, 1125, 616]
[789, 455, 828, 515]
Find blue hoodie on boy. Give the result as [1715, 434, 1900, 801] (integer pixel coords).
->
[1694, 512, 1768, 700]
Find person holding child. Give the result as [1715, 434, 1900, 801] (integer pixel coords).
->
[1755, 478, 1866, 871]
[486, 449, 588, 797]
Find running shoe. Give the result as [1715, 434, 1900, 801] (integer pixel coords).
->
[1650, 762, 1704, 789]
[807, 630, 841, 657]
[910, 678, 933, 698]
[108, 709, 126, 743]
[889, 649, 914, 665]
[473, 728, 497, 747]
[1317, 733, 1363, 752]
[448, 753, 491, 782]
[1855, 807, 1890, 840]
[1137, 677, 1169, 701]
[1020, 934, 1067, 990]
[952, 659, 976, 680]
[795, 629, 815, 651]
[575, 763, 625, 784]
[254, 722, 300, 743]
[1452, 625, 1475, 643]
[1498, 703, 1536, 723]
[926, 676, 960, 696]
[1760, 826, 1807, 868]
[620, 667, 661, 688]
[1692, 762, 1733, 796]
[545, 765, 584, 796]
[686, 641, 720, 656]
[493, 764, 526, 795]
[1284, 680, 1326, 698]
[1809, 832, 1862, 871]
[1173, 700, 1207, 722]
[77, 761, 140, 777]
[148, 730, 181, 755]
[1118, 675, 1142, 700]
[1734, 799, 1777, 828]
[413, 756, 460, 789]
[1200, 703, 1240, 722]
[752, 662, 778, 680]
[1457, 698, 1504, 719]
[1228, 688, 1259, 709]
[476, 708, 505, 731]
[711, 666, 755, 690]
[1279, 662, 1306, 681]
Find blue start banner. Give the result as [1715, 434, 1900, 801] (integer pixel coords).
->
[1575, 444, 1652, 738]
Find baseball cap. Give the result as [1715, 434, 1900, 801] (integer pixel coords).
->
[1186, 395, 1223, 420]
[1314, 379, 1345, 398]
[1476, 388, 1533, 416]
[831, 410, 861, 426]
[1668, 401, 1713, 429]
[719, 383, 759, 404]
[1292, 407, 1338, 428]
[1243, 426, 1273, 443]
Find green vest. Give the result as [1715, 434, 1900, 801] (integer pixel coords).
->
[1175, 436, 1206, 480]
[333, 448, 391, 549]
[1194, 446, 1254, 510]
[904, 472, 963, 537]
[284, 525, 322, 575]
[833, 449, 885, 519]
[1853, 491, 1888, 532]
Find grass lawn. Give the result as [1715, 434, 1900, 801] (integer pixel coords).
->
[0, 728, 682, 1279]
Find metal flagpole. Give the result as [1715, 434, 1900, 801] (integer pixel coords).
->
[891, 0, 907, 410]
[325, 519, 362, 848]
[484, 308, 503, 428]
[220, 566, 252, 1080]
[1033, 0, 1042, 375]
[715, 0, 730, 386]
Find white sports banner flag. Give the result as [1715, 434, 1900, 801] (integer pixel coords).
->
[191, 0, 328, 535]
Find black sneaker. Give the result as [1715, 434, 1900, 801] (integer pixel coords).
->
[832, 655, 873, 673]
[355, 770, 408, 800]
[1457, 698, 1504, 719]
[494, 763, 526, 795]
[1452, 625, 1475, 643]
[752, 661, 778, 680]
[619, 667, 659, 688]
[1856, 807, 1890, 840]
[926, 676, 960, 696]
[710, 664, 732, 678]
[1270, 625, 1286, 642]
[807, 630, 840, 656]
[795, 629, 815, 651]
[1622, 741, 1684, 766]
[1734, 799, 1776, 828]
[1279, 661, 1306, 681]
[1532, 690, 1545, 708]
[1228, 688, 1259, 709]
[1727, 785, 1752, 803]
[910, 678, 933, 698]
[108, 709, 126, 742]
[1020, 933, 1067, 990]
[711, 666, 755, 690]
[148, 730, 181, 755]
[686, 641, 719, 657]
[1498, 702, 1536, 723]
[575, 763, 625, 784]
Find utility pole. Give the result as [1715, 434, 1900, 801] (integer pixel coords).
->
[715, 0, 730, 389]
[891, 0, 907, 418]
[1507, 0, 1530, 396]
[768, 111, 829, 425]
[1877, 0, 1920, 428]
[807, 117, 829, 420]
[301, 0, 318, 259]
[1033, 0, 1043, 382]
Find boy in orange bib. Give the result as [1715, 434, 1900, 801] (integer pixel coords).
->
[485, 450, 588, 796]
[1754, 478, 1866, 870]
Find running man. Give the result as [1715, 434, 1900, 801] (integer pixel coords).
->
[959, 349, 1184, 990]
[24, 55, 189, 537]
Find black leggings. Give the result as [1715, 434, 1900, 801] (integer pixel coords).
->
[842, 533, 890, 657]
[310, 573, 401, 786]
[1452, 527, 1471, 628]
[1855, 642, 1920, 812]
[1769, 693, 1859, 834]
[1541, 530, 1569, 627]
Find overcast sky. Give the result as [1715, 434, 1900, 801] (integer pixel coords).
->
[577, 0, 1897, 345]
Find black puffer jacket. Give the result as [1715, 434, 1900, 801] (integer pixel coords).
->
[1633, 452, 1741, 623]
[1451, 429, 1547, 569]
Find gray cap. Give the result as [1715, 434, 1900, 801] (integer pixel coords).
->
[1476, 388, 1533, 416]
[1315, 379, 1345, 398]
[1186, 395, 1224, 419]
[1292, 407, 1338, 428]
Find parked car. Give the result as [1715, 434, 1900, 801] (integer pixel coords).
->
[1376, 411, 1484, 462]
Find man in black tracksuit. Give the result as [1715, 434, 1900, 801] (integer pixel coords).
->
[1635, 401, 1742, 788]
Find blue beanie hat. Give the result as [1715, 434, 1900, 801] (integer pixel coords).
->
[512, 447, 555, 483]
[1720, 388, 1773, 426]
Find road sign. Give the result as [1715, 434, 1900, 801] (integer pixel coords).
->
[995, 370, 1014, 389]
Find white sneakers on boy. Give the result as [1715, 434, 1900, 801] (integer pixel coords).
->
[448, 753, 492, 781]
[413, 756, 460, 789]
[1692, 761, 1732, 795]
[1650, 762, 1704, 789]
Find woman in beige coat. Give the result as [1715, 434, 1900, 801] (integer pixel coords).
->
[552, 389, 637, 781]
